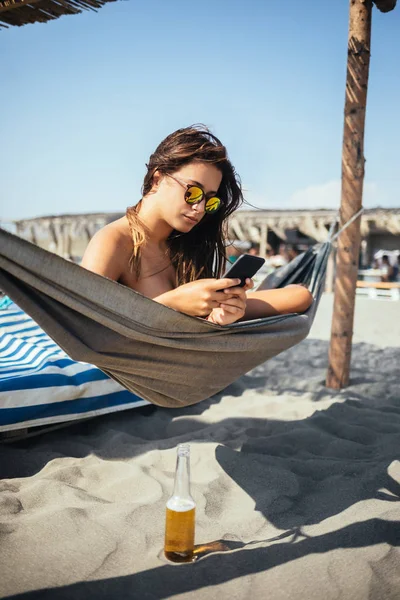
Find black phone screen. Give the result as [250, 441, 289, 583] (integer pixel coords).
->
[223, 254, 265, 286]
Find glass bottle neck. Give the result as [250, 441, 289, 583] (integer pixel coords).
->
[173, 448, 191, 500]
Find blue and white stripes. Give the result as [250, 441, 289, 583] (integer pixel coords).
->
[0, 301, 149, 431]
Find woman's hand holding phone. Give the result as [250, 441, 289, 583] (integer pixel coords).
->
[207, 278, 253, 325]
[155, 277, 244, 317]
[155, 268, 255, 324]
[205, 253, 262, 324]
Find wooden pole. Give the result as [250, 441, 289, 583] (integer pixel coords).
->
[326, 0, 372, 389]
[260, 222, 268, 258]
[325, 251, 335, 294]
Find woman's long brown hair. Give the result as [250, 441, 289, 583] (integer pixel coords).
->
[126, 124, 244, 286]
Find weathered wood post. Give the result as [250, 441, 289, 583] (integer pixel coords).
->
[260, 222, 268, 258]
[326, 0, 397, 389]
[325, 251, 335, 294]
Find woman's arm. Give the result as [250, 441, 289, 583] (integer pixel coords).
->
[154, 278, 243, 319]
[244, 284, 313, 320]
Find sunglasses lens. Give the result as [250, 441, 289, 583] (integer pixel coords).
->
[185, 186, 203, 204]
[205, 197, 221, 213]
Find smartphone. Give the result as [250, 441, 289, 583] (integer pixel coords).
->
[223, 254, 266, 287]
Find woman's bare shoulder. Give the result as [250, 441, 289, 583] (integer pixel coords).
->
[81, 217, 132, 281]
[95, 217, 132, 246]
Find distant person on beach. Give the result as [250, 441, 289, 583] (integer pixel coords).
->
[248, 242, 260, 256]
[248, 242, 275, 263]
[286, 245, 302, 262]
[81, 125, 312, 326]
[380, 255, 396, 282]
[269, 244, 288, 269]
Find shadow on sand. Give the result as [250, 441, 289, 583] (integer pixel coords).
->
[5, 518, 400, 600]
[1, 338, 400, 599]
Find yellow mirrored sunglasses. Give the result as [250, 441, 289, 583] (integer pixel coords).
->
[167, 174, 222, 214]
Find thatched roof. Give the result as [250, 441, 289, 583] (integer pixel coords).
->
[6, 207, 400, 261]
[229, 208, 400, 243]
[0, 0, 117, 28]
[374, 0, 397, 12]
[1, 0, 396, 29]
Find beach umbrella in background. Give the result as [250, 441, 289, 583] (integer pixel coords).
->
[326, 0, 397, 389]
[0, 0, 117, 27]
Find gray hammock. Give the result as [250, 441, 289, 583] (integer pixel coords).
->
[0, 227, 331, 408]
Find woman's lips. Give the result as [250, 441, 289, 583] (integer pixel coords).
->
[183, 215, 199, 224]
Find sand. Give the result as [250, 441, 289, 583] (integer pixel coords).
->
[0, 294, 399, 600]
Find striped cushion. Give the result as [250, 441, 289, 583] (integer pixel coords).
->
[0, 301, 149, 431]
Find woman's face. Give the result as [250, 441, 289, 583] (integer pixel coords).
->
[157, 162, 223, 232]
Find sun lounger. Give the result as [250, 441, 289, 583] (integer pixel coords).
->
[0, 300, 149, 433]
[356, 280, 400, 301]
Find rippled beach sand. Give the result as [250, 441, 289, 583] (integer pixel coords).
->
[1, 294, 399, 600]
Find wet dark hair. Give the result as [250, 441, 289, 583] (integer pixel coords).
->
[126, 124, 244, 285]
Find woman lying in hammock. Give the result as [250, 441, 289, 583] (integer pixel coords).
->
[81, 125, 312, 326]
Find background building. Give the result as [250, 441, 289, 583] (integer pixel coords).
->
[3, 207, 400, 269]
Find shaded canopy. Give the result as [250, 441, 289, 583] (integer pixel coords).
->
[0, 0, 396, 28]
[0, 0, 116, 28]
[374, 0, 397, 12]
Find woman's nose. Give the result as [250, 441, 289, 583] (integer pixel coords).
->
[192, 199, 206, 214]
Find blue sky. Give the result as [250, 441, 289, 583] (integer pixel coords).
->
[1, 0, 399, 221]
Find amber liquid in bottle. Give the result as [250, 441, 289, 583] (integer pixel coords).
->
[164, 444, 196, 563]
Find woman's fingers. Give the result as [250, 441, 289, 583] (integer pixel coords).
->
[221, 279, 254, 295]
[207, 295, 245, 312]
[223, 286, 247, 299]
[215, 291, 235, 303]
[219, 296, 244, 308]
[210, 300, 224, 309]
[219, 303, 244, 315]
[212, 278, 241, 290]
[243, 278, 254, 291]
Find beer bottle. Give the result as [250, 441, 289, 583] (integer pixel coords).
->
[164, 443, 196, 563]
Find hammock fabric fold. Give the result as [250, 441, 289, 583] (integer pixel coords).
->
[0, 228, 331, 408]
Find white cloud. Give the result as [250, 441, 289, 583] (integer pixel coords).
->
[285, 180, 382, 210]
[240, 180, 397, 211]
